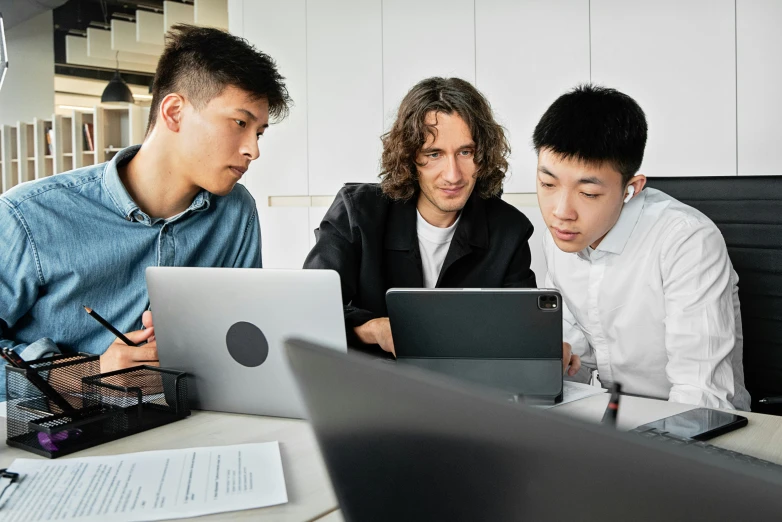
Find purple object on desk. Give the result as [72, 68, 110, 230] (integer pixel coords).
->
[37, 429, 82, 452]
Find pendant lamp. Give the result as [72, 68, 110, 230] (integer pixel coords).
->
[101, 52, 134, 103]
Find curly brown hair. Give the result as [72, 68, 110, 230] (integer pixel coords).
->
[379, 77, 510, 201]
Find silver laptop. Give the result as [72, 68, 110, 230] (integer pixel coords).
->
[146, 267, 347, 418]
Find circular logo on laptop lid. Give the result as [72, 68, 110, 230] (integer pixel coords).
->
[225, 321, 269, 367]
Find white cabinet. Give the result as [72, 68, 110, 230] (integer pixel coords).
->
[309, 205, 331, 250]
[259, 206, 311, 269]
[737, 0, 782, 176]
[591, 0, 736, 177]
[382, 0, 475, 130]
[307, 0, 383, 196]
[241, 0, 309, 197]
[476, 0, 590, 193]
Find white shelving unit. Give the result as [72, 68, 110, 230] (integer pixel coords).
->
[1, 126, 19, 194]
[18, 122, 36, 186]
[34, 118, 54, 179]
[0, 103, 145, 195]
[97, 104, 143, 163]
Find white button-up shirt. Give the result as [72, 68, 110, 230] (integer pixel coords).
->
[544, 188, 751, 410]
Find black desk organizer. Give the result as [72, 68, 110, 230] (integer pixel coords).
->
[5, 353, 190, 458]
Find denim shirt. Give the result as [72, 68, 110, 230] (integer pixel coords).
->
[0, 145, 261, 399]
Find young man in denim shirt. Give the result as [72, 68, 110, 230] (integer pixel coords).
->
[0, 25, 290, 398]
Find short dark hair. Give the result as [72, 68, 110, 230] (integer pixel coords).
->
[532, 84, 647, 184]
[147, 24, 291, 132]
[380, 77, 510, 201]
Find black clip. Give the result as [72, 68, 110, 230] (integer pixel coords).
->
[0, 469, 18, 482]
[0, 468, 19, 506]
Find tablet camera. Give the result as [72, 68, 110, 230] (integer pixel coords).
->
[537, 295, 559, 311]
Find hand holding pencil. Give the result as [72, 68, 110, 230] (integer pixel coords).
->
[84, 307, 159, 374]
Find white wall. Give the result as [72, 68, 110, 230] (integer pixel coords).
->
[591, 0, 736, 177]
[231, 0, 782, 270]
[737, 0, 782, 175]
[0, 11, 55, 126]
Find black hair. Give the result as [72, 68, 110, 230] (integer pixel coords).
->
[532, 84, 647, 184]
[147, 24, 291, 132]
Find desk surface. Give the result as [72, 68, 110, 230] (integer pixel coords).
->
[552, 393, 782, 465]
[0, 410, 338, 521]
[4, 394, 782, 522]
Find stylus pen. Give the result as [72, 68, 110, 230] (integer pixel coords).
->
[758, 396, 782, 405]
[601, 382, 622, 427]
[83, 306, 139, 347]
[1, 348, 76, 412]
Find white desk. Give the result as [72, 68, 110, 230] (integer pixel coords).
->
[552, 393, 782, 465]
[0, 410, 339, 521]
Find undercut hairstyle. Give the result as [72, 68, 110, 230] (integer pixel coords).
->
[532, 84, 648, 185]
[147, 24, 291, 133]
[380, 77, 510, 201]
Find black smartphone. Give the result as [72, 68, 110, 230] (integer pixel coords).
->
[635, 408, 748, 441]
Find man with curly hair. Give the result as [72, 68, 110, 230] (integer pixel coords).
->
[305, 77, 580, 376]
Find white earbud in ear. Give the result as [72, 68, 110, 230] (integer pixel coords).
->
[624, 185, 635, 204]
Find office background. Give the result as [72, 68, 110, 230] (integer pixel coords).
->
[1, 0, 781, 280]
[225, 0, 782, 281]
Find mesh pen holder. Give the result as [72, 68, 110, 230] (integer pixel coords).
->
[6, 353, 189, 458]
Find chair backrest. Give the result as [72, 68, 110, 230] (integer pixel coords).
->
[645, 176, 782, 412]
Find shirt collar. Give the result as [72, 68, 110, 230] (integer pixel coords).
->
[581, 188, 647, 258]
[384, 189, 488, 251]
[102, 145, 212, 223]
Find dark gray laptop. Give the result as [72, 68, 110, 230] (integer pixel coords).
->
[386, 288, 563, 402]
[285, 339, 782, 522]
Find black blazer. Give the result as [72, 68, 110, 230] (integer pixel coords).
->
[303, 183, 536, 348]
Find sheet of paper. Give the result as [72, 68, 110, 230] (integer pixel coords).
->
[533, 380, 608, 409]
[0, 442, 287, 522]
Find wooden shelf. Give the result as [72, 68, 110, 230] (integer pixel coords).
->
[1, 105, 143, 194]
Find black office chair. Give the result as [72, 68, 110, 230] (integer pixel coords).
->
[645, 176, 782, 414]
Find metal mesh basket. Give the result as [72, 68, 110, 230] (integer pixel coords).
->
[5, 354, 189, 458]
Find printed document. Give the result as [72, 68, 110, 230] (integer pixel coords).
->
[0, 442, 287, 521]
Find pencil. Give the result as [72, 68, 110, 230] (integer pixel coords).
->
[83, 306, 140, 347]
[2, 348, 75, 412]
[601, 382, 622, 427]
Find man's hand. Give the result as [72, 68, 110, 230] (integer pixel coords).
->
[354, 317, 395, 356]
[100, 324, 159, 374]
[563, 342, 581, 377]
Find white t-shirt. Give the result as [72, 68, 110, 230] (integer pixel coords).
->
[416, 210, 460, 288]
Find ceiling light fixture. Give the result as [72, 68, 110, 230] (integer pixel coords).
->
[101, 51, 134, 103]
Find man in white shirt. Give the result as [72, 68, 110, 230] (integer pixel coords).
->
[534, 84, 750, 410]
